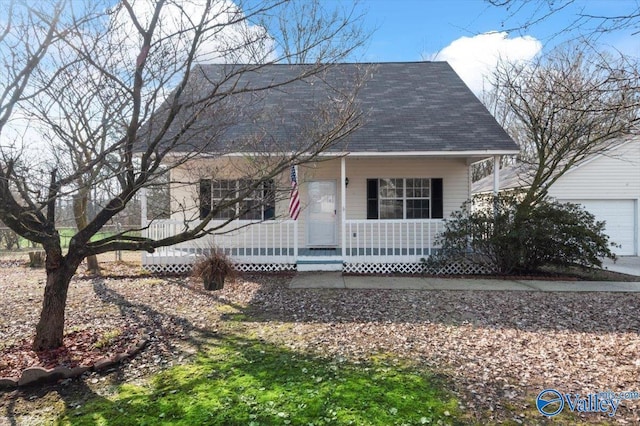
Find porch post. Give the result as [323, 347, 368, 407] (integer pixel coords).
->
[493, 155, 501, 195]
[293, 165, 299, 262]
[293, 216, 299, 261]
[140, 187, 148, 228]
[341, 157, 346, 257]
[140, 187, 148, 266]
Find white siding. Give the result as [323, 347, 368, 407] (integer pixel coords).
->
[549, 141, 640, 256]
[165, 156, 471, 249]
[339, 157, 470, 220]
[548, 141, 640, 200]
[297, 157, 469, 248]
[168, 157, 290, 222]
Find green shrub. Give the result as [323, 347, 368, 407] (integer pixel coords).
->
[434, 194, 616, 274]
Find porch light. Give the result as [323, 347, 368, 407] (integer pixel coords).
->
[345, 177, 349, 187]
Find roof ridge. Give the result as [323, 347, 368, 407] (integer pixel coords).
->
[194, 61, 449, 67]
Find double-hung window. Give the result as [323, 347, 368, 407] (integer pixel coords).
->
[367, 178, 443, 219]
[199, 179, 275, 220]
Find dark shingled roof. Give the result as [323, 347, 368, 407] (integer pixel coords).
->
[144, 62, 518, 154]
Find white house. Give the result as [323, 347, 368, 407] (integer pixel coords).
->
[140, 62, 519, 272]
[473, 136, 640, 256]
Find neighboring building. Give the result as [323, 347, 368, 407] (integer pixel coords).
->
[141, 62, 519, 273]
[473, 136, 640, 256]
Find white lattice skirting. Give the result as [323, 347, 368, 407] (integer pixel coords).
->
[342, 262, 494, 275]
[143, 261, 492, 275]
[143, 263, 193, 274]
[142, 263, 297, 274]
[234, 263, 298, 272]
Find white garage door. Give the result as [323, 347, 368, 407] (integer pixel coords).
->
[560, 199, 637, 256]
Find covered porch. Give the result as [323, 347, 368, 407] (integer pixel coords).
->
[141, 217, 445, 273]
[141, 154, 504, 273]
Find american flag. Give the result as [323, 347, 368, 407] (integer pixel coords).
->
[289, 165, 301, 220]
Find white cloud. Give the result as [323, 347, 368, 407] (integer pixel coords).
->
[1, 0, 277, 156]
[111, 0, 276, 64]
[426, 32, 542, 96]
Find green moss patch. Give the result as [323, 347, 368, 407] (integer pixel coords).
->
[60, 336, 460, 425]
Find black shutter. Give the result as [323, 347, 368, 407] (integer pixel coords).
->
[431, 178, 443, 219]
[199, 179, 212, 219]
[366, 179, 378, 219]
[263, 179, 275, 220]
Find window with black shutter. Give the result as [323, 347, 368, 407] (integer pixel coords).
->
[263, 180, 276, 220]
[366, 179, 379, 219]
[200, 179, 275, 220]
[366, 178, 443, 219]
[431, 178, 443, 219]
[199, 179, 212, 219]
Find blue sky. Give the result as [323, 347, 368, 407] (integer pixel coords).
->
[352, 0, 639, 93]
[360, 0, 639, 61]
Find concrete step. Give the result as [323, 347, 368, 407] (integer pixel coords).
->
[296, 256, 343, 271]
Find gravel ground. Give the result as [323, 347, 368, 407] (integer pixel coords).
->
[1, 260, 640, 424]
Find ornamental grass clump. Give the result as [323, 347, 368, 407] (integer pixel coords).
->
[191, 249, 236, 290]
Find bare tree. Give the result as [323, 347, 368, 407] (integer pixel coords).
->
[488, 43, 640, 209]
[25, 45, 129, 274]
[0, 0, 367, 351]
[488, 0, 640, 40]
[0, 1, 67, 137]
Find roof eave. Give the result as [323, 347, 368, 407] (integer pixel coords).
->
[160, 149, 519, 159]
[340, 150, 519, 158]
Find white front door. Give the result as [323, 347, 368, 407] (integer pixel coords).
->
[307, 180, 337, 246]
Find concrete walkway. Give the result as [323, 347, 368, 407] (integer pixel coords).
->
[290, 272, 640, 292]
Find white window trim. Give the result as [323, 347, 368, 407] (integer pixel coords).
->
[378, 178, 432, 220]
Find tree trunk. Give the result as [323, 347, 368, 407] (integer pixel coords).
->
[73, 193, 100, 275]
[32, 254, 83, 351]
[86, 253, 100, 274]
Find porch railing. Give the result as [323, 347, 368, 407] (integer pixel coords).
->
[143, 219, 297, 265]
[142, 218, 444, 267]
[344, 219, 444, 263]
